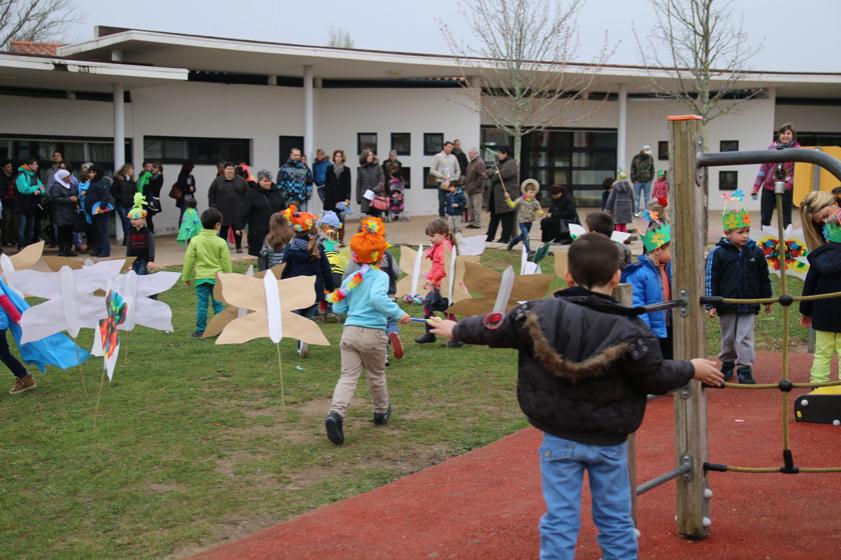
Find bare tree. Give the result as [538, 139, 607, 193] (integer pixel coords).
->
[635, 0, 761, 134]
[439, 0, 608, 163]
[327, 28, 355, 49]
[0, 0, 79, 51]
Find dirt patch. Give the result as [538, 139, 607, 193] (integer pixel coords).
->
[148, 482, 184, 494]
[214, 452, 262, 477]
[170, 514, 280, 559]
[365, 443, 453, 476]
[296, 398, 332, 417]
[282, 464, 335, 491]
[242, 408, 274, 418]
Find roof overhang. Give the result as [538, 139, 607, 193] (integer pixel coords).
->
[0, 53, 188, 93]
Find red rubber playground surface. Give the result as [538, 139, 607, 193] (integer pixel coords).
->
[194, 352, 841, 560]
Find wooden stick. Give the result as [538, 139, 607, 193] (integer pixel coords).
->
[92, 366, 107, 429]
[276, 342, 285, 406]
[231, 347, 237, 374]
[73, 337, 87, 396]
[123, 331, 129, 364]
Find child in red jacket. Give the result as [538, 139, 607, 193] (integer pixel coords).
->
[415, 218, 461, 347]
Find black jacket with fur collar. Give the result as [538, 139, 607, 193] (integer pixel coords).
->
[453, 287, 694, 445]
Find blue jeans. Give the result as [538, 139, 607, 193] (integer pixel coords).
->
[195, 282, 224, 332]
[539, 434, 636, 560]
[437, 188, 447, 218]
[634, 181, 651, 212]
[507, 222, 533, 253]
[132, 258, 148, 275]
[92, 213, 111, 256]
[115, 205, 131, 243]
[16, 213, 35, 249]
[386, 317, 399, 336]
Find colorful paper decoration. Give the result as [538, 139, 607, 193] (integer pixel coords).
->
[758, 225, 809, 278]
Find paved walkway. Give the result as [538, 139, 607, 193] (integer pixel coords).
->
[191, 351, 841, 559]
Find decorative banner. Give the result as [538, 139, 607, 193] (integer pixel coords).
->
[569, 223, 586, 239]
[91, 289, 128, 381]
[611, 231, 632, 244]
[450, 261, 553, 316]
[396, 244, 426, 301]
[4, 260, 126, 344]
[455, 233, 487, 256]
[758, 225, 809, 278]
[203, 264, 285, 338]
[263, 271, 283, 344]
[521, 245, 540, 275]
[43, 255, 135, 273]
[113, 270, 180, 332]
[0, 240, 44, 274]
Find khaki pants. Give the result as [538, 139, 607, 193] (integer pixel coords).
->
[467, 192, 483, 227]
[447, 214, 463, 233]
[331, 326, 389, 416]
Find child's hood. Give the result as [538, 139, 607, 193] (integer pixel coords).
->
[807, 243, 841, 275]
[285, 236, 312, 258]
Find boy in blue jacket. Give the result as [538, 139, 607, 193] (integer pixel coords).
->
[704, 196, 772, 384]
[621, 222, 674, 358]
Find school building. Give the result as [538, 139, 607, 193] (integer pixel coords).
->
[2, 26, 840, 234]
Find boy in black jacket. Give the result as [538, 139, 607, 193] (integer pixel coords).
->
[704, 201, 772, 384]
[429, 233, 722, 560]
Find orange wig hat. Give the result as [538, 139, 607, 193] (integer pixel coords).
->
[350, 217, 388, 264]
[281, 204, 316, 234]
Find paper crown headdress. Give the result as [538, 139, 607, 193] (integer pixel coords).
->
[642, 222, 671, 252]
[281, 204, 315, 233]
[127, 192, 147, 220]
[350, 217, 387, 264]
[824, 222, 841, 244]
[722, 190, 751, 231]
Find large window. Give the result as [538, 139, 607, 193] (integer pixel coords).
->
[1, 134, 132, 175]
[422, 167, 439, 189]
[357, 133, 378, 156]
[719, 170, 738, 191]
[797, 132, 841, 147]
[144, 136, 250, 165]
[424, 133, 444, 156]
[391, 133, 411, 156]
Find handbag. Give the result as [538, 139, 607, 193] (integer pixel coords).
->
[372, 195, 390, 211]
[147, 196, 162, 214]
[168, 182, 183, 200]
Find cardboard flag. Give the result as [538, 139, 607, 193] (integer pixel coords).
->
[113, 270, 180, 332]
[0, 240, 44, 274]
[455, 233, 487, 256]
[91, 289, 127, 381]
[520, 245, 540, 275]
[204, 264, 285, 338]
[449, 261, 553, 316]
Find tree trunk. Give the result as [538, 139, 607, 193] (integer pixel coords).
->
[514, 129, 523, 168]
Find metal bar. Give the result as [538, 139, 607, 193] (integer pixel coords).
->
[637, 299, 686, 313]
[697, 148, 841, 182]
[701, 289, 841, 306]
[636, 459, 692, 496]
[704, 463, 841, 474]
[721, 380, 841, 390]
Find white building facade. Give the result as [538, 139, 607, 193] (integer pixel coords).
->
[1, 26, 840, 235]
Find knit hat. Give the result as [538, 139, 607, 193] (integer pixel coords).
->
[127, 192, 148, 220]
[281, 204, 315, 233]
[317, 211, 342, 230]
[657, 169, 665, 178]
[521, 178, 540, 194]
[721, 189, 751, 231]
[350, 217, 387, 264]
[642, 222, 671, 252]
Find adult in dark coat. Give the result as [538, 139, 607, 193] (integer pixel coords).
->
[324, 150, 352, 213]
[48, 169, 80, 256]
[452, 139, 469, 179]
[84, 165, 114, 257]
[356, 149, 385, 216]
[145, 162, 164, 233]
[237, 170, 287, 257]
[174, 161, 197, 226]
[485, 146, 519, 244]
[0, 159, 17, 247]
[541, 186, 579, 244]
[208, 162, 247, 252]
[111, 163, 136, 246]
[382, 151, 402, 183]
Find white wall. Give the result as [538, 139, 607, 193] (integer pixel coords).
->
[774, 104, 841, 134]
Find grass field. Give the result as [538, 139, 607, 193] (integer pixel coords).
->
[0, 249, 807, 559]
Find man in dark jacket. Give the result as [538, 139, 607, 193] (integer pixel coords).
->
[429, 233, 722, 560]
[277, 148, 313, 211]
[463, 148, 487, 229]
[452, 139, 469, 179]
[630, 145, 655, 214]
[0, 159, 16, 247]
[705, 219, 772, 384]
[237, 170, 287, 257]
[209, 162, 247, 253]
[485, 146, 519, 244]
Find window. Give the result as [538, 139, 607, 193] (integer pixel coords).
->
[1, 134, 132, 176]
[399, 167, 411, 189]
[796, 132, 841, 147]
[424, 133, 444, 156]
[390, 133, 411, 156]
[144, 136, 250, 165]
[719, 170, 738, 191]
[422, 167, 439, 189]
[279, 135, 304, 166]
[357, 133, 378, 156]
[658, 141, 669, 161]
[720, 140, 739, 152]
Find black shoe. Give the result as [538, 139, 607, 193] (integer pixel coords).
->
[415, 333, 436, 344]
[447, 340, 464, 348]
[721, 361, 735, 382]
[737, 366, 755, 385]
[466, 224, 481, 229]
[325, 411, 344, 445]
[190, 330, 205, 338]
[373, 404, 392, 425]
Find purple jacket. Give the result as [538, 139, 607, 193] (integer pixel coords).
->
[753, 141, 801, 193]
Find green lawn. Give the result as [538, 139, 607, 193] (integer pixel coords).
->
[0, 249, 804, 558]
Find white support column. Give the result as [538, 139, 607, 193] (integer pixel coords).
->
[303, 65, 314, 162]
[113, 83, 125, 170]
[617, 83, 628, 173]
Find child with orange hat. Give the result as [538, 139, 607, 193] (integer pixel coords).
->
[323, 216, 410, 445]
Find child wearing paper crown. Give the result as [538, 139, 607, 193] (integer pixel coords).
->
[126, 193, 156, 275]
[280, 205, 335, 358]
[621, 220, 675, 358]
[317, 211, 347, 289]
[704, 191, 772, 384]
[323, 217, 410, 445]
[415, 218, 461, 347]
[800, 220, 841, 385]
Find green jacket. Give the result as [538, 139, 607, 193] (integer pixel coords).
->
[15, 165, 43, 195]
[181, 229, 232, 282]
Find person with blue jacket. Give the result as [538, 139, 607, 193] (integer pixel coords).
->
[621, 222, 674, 358]
[276, 148, 313, 211]
[311, 149, 332, 205]
[705, 199, 772, 384]
[14, 157, 44, 250]
[323, 217, 410, 445]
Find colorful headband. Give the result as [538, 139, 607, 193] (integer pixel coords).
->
[127, 192, 147, 220]
[722, 189, 751, 231]
[281, 204, 316, 233]
[642, 222, 672, 252]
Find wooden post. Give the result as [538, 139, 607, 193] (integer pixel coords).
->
[613, 283, 637, 526]
[668, 115, 710, 539]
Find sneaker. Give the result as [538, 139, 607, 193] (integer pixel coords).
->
[447, 340, 464, 348]
[385, 356, 390, 367]
[298, 341, 309, 358]
[373, 404, 392, 425]
[721, 361, 735, 382]
[389, 332, 404, 359]
[9, 373, 36, 395]
[191, 330, 204, 338]
[737, 366, 756, 385]
[415, 333, 436, 344]
[634, 211, 642, 217]
[325, 411, 344, 445]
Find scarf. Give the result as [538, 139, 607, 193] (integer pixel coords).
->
[325, 264, 370, 304]
[776, 140, 795, 150]
[333, 163, 345, 177]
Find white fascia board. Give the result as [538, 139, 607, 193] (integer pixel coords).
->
[66, 61, 187, 81]
[0, 54, 57, 71]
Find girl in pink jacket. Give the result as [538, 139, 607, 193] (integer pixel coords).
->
[415, 218, 462, 347]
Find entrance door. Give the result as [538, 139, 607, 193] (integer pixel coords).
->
[279, 136, 304, 167]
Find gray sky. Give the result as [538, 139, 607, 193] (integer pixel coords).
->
[67, 0, 841, 72]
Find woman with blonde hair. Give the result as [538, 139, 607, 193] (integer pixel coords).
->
[800, 190, 839, 252]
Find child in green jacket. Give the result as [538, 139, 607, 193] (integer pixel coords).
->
[181, 208, 232, 337]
